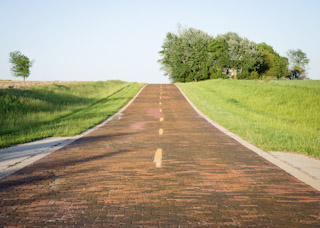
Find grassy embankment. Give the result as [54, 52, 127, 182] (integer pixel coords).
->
[178, 80, 320, 158]
[0, 80, 145, 148]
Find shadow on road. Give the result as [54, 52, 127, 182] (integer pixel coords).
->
[0, 148, 132, 191]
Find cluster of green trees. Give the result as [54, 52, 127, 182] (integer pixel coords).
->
[158, 26, 309, 82]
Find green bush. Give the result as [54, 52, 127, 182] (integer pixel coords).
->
[249, 71, 259, 80]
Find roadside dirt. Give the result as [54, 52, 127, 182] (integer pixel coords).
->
[0, 80, 90, 89]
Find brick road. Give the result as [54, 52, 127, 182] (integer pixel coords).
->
[1, 84, 320, 227]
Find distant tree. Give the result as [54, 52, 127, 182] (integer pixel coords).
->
[158, 25, 212, 82]
[9, 51, 34, 81]
[257, 43, 288, 78]
[287, 49, 309, 80]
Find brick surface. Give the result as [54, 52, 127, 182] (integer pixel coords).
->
[0, 84, 320, 227]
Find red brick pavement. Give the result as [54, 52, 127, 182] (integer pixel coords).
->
[1, 84, 320, 227]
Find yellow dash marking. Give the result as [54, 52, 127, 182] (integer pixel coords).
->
[159, 102, 162, 105]
[154, 148, 162, 168]
[160, 117, 164, 122]
[159, 128, 163, 135]
[160, 96, 162, 99]
[160, 109, 162, 112]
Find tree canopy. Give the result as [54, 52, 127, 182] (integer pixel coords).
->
[9, 51, 34, 81]
[208, 32, 264, 79]
[257, 43, 288, 79]
[158, 26, 212, 82]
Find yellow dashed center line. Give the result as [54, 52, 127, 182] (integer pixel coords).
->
[154, 148, 162, 168]
[154, 148, 162, 160]
[155, 85, 164, 168]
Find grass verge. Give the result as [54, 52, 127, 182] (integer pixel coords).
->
[0, 80, 145, 148]
[177, 79, 320, 158]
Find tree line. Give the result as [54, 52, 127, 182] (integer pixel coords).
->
[158, 26, 309, 83]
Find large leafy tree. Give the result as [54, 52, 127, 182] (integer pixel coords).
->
[223, 33, 263, 78]
[257, 43, 288, 78]
[208, 32, 264, 79]
[287, 49, 309, 79]
[207, 37, 230, 78]
[158, 26, 212, 82]
[9, 51, 34, 81]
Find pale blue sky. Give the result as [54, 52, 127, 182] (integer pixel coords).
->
[1, 0, 319, 83]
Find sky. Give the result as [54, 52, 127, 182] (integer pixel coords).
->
[1, 0, 320, 83]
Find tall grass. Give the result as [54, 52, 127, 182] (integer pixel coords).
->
[178, 80, 320, 158]
[0, 80, 144, 148]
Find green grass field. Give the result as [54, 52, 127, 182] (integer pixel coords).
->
[0, 80, 145, 148]
[178, 79, 320, 158]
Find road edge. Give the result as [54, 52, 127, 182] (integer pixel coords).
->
[175, 84, 320, 192]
